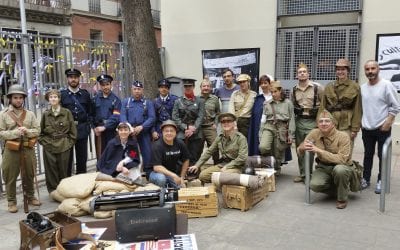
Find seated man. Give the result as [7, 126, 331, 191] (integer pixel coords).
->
[297, 110, 355, 209]
[188, 113, 248, 183]
[149, 120, 190, 188]
[97, 122, 141, 180]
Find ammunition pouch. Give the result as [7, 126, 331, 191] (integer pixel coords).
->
[5, 140, 21, 151]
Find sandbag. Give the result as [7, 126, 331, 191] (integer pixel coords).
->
[93, 210, 114, 219]
[79, 196, 96, 213]
[57, 198, 88, 217]
[212, 172, 265, 189]
[93, 181, 136, 195]
[134, 183, 160, 192]
[50, 189, 66, 203]
[57, 173, 98, 199]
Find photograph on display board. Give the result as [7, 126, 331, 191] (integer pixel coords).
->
[201, 48, 260, 92]
[376, 33, 400, 90]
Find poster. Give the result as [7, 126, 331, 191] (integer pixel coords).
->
[201, 48, 260, 92]
[376, 33, 400, 90]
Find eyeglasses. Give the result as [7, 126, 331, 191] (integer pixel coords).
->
[223, 75, 232, 78]
[220, 119, 234, 124]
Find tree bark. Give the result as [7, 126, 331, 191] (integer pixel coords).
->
[121, 0, 163, 98]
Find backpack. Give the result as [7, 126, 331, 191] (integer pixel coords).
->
[350, 160, 364, 192]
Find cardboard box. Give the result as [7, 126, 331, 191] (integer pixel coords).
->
[175, 186, 218, 218]
[222, 179, 269, 211]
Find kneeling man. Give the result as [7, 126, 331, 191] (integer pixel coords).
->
[298, 110, 354, 209]
[188, 113, 248, 183]
[149, 120, 190, 188]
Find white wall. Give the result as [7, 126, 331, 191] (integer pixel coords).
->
[71, 0, 119, 16]
[162, 0, 277, 92]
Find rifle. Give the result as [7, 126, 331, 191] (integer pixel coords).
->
[94, 131, 102, 160]
[19, 135, 29, 213]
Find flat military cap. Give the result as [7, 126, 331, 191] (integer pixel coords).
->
[182, 78, 196, 86]
[131, 80, 144, 88]
[97, 74, 113, 84]
[116, 122, 133, 132]
[160, 119, 177, 130]
[158, 78, 171, 88]
[65, 68, 82, 77]
[218, 112, 237, 122]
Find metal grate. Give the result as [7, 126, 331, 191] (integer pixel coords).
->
[278, 0, 361, 16]
[275, 25, 360, 83]
[89, 0, 101, 13]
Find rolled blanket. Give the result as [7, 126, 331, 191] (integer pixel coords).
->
[245, 155, 276, 170]
[211, 172, 265, 189]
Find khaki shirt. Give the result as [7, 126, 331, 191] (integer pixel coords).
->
[262, 99, 296, 138]
[228, 90, 257, 118]
[319, 79, 362, 132]
[0, 106, 40, 141]
[38, 107, 77, 153]
[200, 94, 220, 126]
[292, 81, 324, 114]
[303, 127, 352, 166]
[196, 131, 248, 170]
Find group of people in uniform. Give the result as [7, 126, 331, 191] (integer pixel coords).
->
[0, 57, 399, 212]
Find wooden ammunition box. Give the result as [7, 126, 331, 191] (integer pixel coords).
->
[222, 180, 269, 211]
[255, 169, 276, 192]
[175, 186, 218, 218]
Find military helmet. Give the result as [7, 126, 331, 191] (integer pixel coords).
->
[335, 58, 351, 70]
[6, 84, 27, 98]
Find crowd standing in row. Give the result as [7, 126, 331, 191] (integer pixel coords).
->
[0, 59, 399, 213]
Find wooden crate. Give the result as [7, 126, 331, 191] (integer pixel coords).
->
[256, 169, 276, 192]
[222, 179, 269, 211]
[175, 186, 218, 218]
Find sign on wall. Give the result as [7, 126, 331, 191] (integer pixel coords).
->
[201, 48, 260, 92]
[376, 33, 400, 89]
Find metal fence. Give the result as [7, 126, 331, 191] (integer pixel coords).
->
[0, 31, 129, 192]
[275, 24, 360, 84]
[277, 0, 362, 16]
[25, 0, 71, 9]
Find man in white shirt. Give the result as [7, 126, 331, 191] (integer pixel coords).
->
[361, 60, 400, 194]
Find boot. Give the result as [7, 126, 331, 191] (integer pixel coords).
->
[8, 202, 18, 213]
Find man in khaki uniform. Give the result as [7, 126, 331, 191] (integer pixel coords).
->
[228, 74, 257, 138]
[0, 85, 41, 213]
[199, 79, 221, 164]
[188, 113, 248, 183]
[292, 63, 324, 182]
[298, 110, 355, 209]
[319, 58, 362, 151]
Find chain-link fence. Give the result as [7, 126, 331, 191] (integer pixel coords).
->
[0, 31, 129, 193]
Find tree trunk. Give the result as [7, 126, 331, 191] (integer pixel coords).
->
[121, 0, 163, 98]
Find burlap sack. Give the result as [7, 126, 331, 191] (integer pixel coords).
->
[57, 173, 98, 198]
[93, 181, 136, 195]
[79, 196, 96, 213]
[49, 190, 66, 203]
[134, 183, 160, 192]
[93, 210, 114, 219]
[57, 198, 88, 217]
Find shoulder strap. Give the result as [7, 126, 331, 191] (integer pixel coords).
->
[7, 110, 26, 127]
[235, 92, 251, 116]
[313, 83, 318, 108]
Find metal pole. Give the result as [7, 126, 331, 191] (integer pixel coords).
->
[305, 151, 311, 204]
[19, 0, 34, 110]
[379, 137, 392, 213]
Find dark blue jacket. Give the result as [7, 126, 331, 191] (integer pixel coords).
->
[92, 91, 121, 130]
[248, 94, 265, 156]
[97, 136, 141, 177]
[153, 94, 178, 134]
[120, 97, 155, 131]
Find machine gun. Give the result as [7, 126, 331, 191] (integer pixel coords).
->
[89, 188, 179, 213]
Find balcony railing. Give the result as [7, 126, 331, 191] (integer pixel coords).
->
[25, 0, 71, 9]
[151, 9, 160, 27]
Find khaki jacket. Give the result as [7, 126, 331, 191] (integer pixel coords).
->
[0, 106, 40, 141]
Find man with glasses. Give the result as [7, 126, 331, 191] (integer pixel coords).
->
[297, 110, 355, 209]
[172, 78, 205, 165]
[149, 120, 190, 188]
[188, 113, 248, 183]
[214, 68, 240, 112]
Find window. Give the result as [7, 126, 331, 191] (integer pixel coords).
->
[275, 25, 360, 82]
[89, 0, 101, 14]
[278, 0, 361, 16]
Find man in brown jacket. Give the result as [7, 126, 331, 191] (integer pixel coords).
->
[298, 110, 355, 209]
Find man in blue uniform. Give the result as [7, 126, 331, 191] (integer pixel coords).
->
[152, 78, 178, 141]
[120, 80, 155, 178]
[92, 74, 121, 159]
[61, 68, 92, 176]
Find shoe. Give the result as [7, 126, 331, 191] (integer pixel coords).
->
[361, 178, 370, 190]
[375, 180, 381, 194]
[336, 200, 347, 209]
[28, 197, 41, 206]
[293, 176, 304, 183]
[8, 202, 18, 213]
